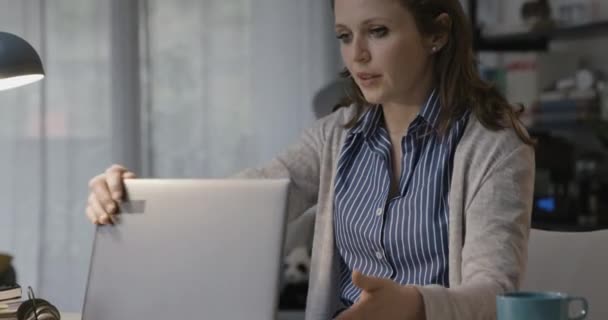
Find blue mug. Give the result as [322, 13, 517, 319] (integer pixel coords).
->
[497, 291, 588, 320]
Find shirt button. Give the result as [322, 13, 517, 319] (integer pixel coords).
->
[375, 251, 384, 260]
[375, 208, 383, 216]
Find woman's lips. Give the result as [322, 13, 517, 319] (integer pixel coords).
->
[356, 73, 381, 87]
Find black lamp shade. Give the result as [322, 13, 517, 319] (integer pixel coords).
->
[0, 32, 45, 91]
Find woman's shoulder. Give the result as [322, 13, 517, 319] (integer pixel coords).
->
[456, 113, 534, 171]
[462, 114, 530, 146]
[309, 103, 360, 137]
[318, 103, 359, 124]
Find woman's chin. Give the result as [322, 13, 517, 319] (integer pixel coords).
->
[361, 92, 383, 105]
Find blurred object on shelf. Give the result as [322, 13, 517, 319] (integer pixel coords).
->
[532, 132, 577, 226]
[477, 0, 555, 36]
[598, 81, 608, 122]
[528, 60, 603, 129]
[552, 0, 608, 26]
[504, 53, 539, 118]
[475, 0, 504, 35]
[0, 254, 16, 287]
[521, 0, 555, 30]
[478, 51, 582, 127]
[474, 0, 608, 43]
[531, 130, 608, 230]
[575, 152, 603, 227]
[531, 89, 598, 127]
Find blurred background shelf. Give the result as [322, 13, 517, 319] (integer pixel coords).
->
[278, 311, 305, 320]
[475, 21, 608, 52]
[469, 0, 608, 52]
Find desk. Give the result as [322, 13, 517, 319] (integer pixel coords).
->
[60, 311, 305, 320]
[61, 313, 80, 320]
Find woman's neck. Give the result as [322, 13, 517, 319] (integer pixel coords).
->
[382, 82, 433, 137]
[381, 63, 435, 136]
[382, 102, 420, 136]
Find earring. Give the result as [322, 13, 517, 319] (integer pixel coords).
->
[431, 46, 438, 53]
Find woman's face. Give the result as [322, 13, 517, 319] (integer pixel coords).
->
[334, 0, 434, 105]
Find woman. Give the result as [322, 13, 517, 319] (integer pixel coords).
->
[86, 0, 535, 319]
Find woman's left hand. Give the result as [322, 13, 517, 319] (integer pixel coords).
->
[335, 270, 426, 320]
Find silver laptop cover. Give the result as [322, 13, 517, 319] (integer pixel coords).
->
[82, 179, 289, 320]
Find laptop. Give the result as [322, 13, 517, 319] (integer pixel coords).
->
[82, 179, 290, 320]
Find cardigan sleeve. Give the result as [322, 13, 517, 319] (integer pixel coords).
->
[416, 143, 535, 320]
[231, 115, 333, 223]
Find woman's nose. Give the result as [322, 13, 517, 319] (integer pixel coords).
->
[353, 38, 370, 63]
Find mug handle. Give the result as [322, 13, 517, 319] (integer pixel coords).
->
[568, 296, 589, 320]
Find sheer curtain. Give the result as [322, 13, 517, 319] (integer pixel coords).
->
[0, 0, 338, 312]
[0, 0, 113, 311]
[141, 0, 339, 178]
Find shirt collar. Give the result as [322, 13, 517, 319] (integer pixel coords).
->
[350, 88, 442, 138]
[418, 88, 441, 131]
[351, 105, 382, 138]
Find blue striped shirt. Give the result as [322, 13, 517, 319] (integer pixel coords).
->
[333, 90, 470, 305]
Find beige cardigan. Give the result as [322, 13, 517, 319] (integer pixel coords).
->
[236, 105, 535, 320]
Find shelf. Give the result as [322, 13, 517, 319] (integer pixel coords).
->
[468, 0, 608, 52]
[551, 20, 608, 38]
[475, 21, 608, 52]
[475, 29, 549, 52]
[278, 311, 305, 320]
[532, 221, 608, 232]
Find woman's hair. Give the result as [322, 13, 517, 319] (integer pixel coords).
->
[332, 0, 534, 145]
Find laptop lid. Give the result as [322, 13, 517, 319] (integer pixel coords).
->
[82, 179, 289, 320]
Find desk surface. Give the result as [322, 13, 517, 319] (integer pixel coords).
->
[60, 311, 305, 320]
[62, 313, 80, 320]
[0, 313, 81, 320]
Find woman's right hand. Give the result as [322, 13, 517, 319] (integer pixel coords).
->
[86, 164, 137, 225]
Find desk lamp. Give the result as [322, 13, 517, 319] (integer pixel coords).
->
[0, 31, 50, 320]
[0, 31, 44, 91]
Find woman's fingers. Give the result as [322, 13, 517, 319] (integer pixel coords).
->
[86, 164, 136, 225]
[122, 171, 137, 179]
[86, 206, 98, 224]
[106, 164, 129, 201]
[88, 192, 114, 225]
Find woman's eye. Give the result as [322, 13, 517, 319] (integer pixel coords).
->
[336, 33, 352, 43]
[370, 27, 388, 38]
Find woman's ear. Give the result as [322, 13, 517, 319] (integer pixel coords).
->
[426, 13, 451, 54]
